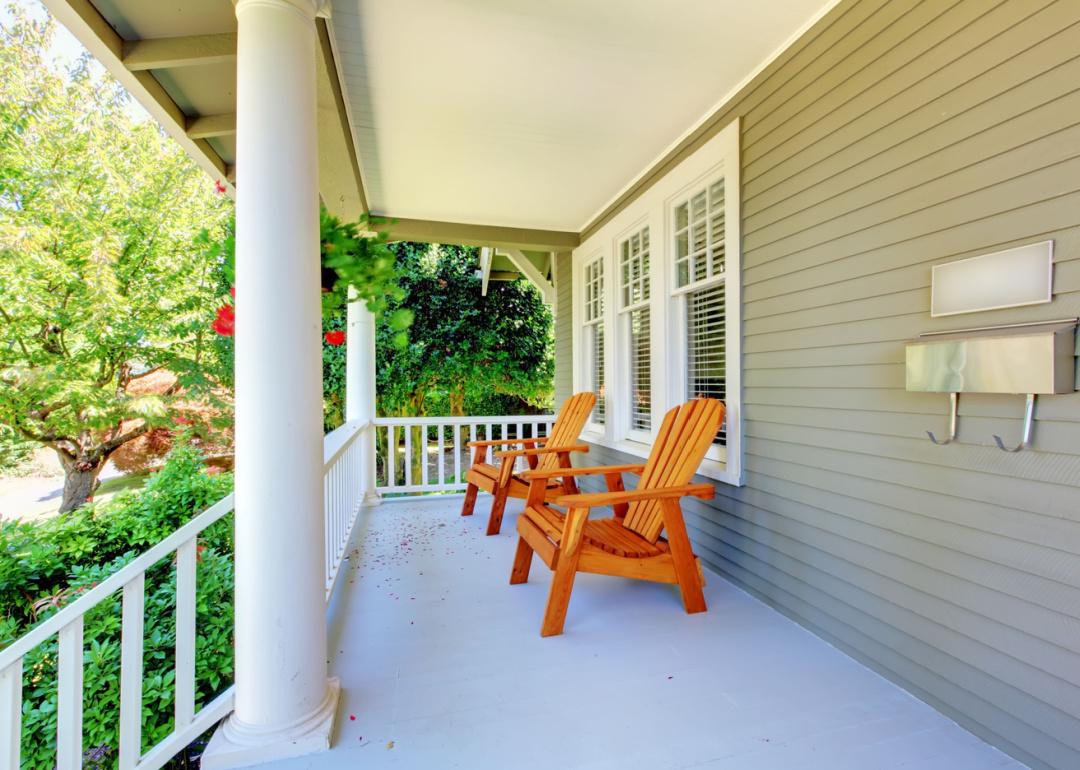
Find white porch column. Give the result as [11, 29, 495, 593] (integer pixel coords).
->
[346, 294, 381, 505]
[202, 0, 338, 766]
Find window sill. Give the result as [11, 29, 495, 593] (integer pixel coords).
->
[581, 434, 744, 487]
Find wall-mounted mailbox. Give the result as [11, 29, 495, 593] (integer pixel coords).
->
[905, 320, 1077, 452]
[906, 323, 1075, 395]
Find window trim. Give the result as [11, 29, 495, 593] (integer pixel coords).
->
[572, 117, 742, 486]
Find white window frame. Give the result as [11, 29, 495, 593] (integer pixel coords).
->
[572, 117, 742, 486]
[615, 222, 654, 444]
[581, 254, 607, 433]
[667, 175, 729, 466]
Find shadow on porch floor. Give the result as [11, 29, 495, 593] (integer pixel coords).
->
[262, 495, 1023, 770]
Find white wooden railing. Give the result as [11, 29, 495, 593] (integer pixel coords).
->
[373, 414, 553, 495]
[323, 419, 367, 598]
[0, 419, 368, 770]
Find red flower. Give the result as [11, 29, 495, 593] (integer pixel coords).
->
[229, 286, 236, 298]
[324, 330, 346, 346]
[212, 304, 235, 336]
[214, 180, 227, 195]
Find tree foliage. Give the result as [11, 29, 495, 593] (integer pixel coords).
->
[372, 242, 554, 418]
[0, 10, 232, 510]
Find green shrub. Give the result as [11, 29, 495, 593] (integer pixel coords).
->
[0, 441, 234, 769]
[0, 425, 35, 474]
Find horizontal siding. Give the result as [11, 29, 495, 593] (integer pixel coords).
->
[575, 2, 1080, 768]
[553, 251, 573, 405]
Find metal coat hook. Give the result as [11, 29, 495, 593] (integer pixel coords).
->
[927, 392, 959, 445]
[993, 393, 1036, 453]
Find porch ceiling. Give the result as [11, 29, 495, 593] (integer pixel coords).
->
[331, 0, 831, 231]
[44, 0, 832, 242]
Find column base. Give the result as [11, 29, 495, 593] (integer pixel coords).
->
[361, 490, 382, 507]
[201, 678, 341, 770]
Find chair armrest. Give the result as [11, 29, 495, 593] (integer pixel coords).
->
[467, 437, 547, 449]
[495, 444, 588, 460]
[520, 463, 645, 481]
[555, 483, 714, 508]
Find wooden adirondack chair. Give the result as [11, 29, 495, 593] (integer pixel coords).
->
[460, 391, 596, 535]
[511, 398, 725, 636]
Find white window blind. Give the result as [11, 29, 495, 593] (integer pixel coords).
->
[583, 258, 605, 424]
[591, 322, 605, 424]
[619, 225, 651, 432]
[686, 283, 726, 445]
[674, 179, 725, 289]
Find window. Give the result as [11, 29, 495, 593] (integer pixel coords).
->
[619, 226, 651, 431]
[674, 177, 728, 445]
[583, 258, 605, 424]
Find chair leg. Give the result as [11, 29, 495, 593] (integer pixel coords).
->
[460, 482, 479, 516]
[662, 498, 707, 614]
[510, 537, 533, 585]
[541, 554, 580, 637]
[486, 484, 510, 536]
[540, 507, 587, 637]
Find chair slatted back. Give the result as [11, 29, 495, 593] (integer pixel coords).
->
[622, 399, 726, 542]
[537, 392, 597, 471]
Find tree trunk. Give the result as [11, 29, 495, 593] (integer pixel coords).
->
[57, 455, 106, 513]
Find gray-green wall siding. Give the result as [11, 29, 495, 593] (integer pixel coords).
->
[553, 251, 573, 406]
[571, 2, 1080, 768]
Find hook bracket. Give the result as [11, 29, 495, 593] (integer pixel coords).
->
[927, 392, 959, 445]
[993, 393, 1036, 453]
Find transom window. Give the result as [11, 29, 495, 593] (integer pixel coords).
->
[620, 228, 650, 306]
[674, 178, 725, 288]
[619, 226, 651, 432]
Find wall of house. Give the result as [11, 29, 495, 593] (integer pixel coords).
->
[567, 2, 1080, 768]
[553, 250, 574, 406]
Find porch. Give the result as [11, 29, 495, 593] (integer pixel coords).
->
[6, 0, 1079, 768]
[270, 494, 1021, 770]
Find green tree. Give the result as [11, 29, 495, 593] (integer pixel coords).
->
[0, 10, 232, 511]
[374, 242, 554, 418]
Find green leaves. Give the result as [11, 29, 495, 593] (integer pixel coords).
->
[0, 6, 232, 505]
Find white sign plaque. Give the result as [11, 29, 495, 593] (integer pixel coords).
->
[931, 241, 1053, 317]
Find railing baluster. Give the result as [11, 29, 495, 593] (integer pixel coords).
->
[453, 423, 461, 485]
[119, 574, 145, 770]
[57, 616, 84, 770]
[387, 426, 396, 489]
[437, 424, 445, 485]
[1, 658, 21, 770]
[404, 425, 413, 487]
[420, 424, 429, 486]
[175, 539, 196, 730]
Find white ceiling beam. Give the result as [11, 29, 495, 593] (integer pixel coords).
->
[186, 113, 236, 139]
[122, 33, 237, 71]
[500, 249, 554, 305]
[479, 247, 493, 296]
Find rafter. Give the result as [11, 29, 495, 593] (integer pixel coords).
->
[186, 113, 236, 140]
[122, 33, 236, 71]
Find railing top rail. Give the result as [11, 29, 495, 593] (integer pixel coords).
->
[323, 418, 367, 470]
[372, 414, 554, 427]
[0, 493, 235, 667]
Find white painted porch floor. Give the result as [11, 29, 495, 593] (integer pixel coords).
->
[262, 495, 1024, 770]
